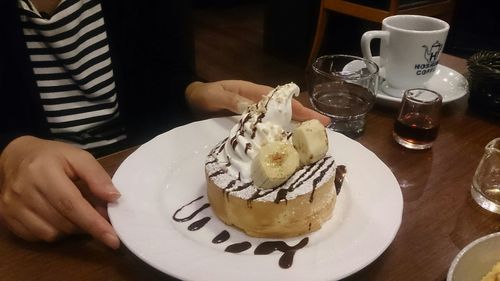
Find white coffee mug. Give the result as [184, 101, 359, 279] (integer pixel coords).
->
[361, 15, 449, 95]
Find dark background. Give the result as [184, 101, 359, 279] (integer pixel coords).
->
[194, 0, 500, 66]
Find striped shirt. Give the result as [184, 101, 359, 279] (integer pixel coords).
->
[18, 0, 127, 151]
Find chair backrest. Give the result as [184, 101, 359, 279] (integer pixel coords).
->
[328, 0, 455, 23]
[346, 0, 449, 10]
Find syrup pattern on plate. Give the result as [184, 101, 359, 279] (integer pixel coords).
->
[171, 166, 346, 269]
[172, 195, 308, 269]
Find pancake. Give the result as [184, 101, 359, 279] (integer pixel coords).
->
[206, 139, 338, 238]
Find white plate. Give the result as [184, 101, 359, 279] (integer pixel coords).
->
[447, 232, 500, 281]
[371, 57, 468, 106]
[108, 117, 403, 281]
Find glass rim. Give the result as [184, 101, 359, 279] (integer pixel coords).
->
[404, 88, 443, 104]
[311, 54, 379, 80]
[486, 137, 500, 152]
[383, 14, 449, 33]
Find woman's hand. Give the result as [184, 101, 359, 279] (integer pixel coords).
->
[0, 136, 120, 249]
[185, 80, 330, 125]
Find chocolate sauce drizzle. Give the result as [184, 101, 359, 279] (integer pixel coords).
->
[172, 196, 310, 269]
[209, 146, 338, 207]
[239, 114, 252, 134]
[254, 237, 309, 269]
[250, 112, 265, 139]
[209, 169, 225, 178]
[225, 242, 252, 253]
[238, 157, 336, 208]
[188, 217, 211, 231]
[212, 230, 230, 244]
[230, 135, 238, 149]
[214, 137, 228, 155]
[247, 160, 313, 207]
[247, 188, 275, 207]
[309, 159, 336, 202]
[224, 181, 253, 200]
[229, 88, 283, 156]
[224, 180, 237, 194]
[172, 196, 210, 222]
[222, 181, 235, 200]
[273, 157, 332, 204]
[245, 91, 277, 140]
[244, 143, 252, 155]
[335, 165, 347, 195]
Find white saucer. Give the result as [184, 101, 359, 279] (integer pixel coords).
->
[371, 57, 469, 106]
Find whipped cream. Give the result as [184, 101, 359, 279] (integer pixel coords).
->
[216, 83, 299, 180]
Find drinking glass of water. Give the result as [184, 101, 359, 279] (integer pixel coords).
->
[309, 54, 379, 138]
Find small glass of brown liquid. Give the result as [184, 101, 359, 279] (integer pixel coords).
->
[393, 88, 442, 149]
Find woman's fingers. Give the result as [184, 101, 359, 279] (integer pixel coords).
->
[225, 80, 330, 125]
[221, 90, 254, 114]
[16, 188, 79, 235]
[185, 80, 272, 114]
[2, 216, 38, 242]
[39, 167, 120, 249]
[8, 208, 60, 242]
[0, 197, 61, 242]
[66, 150, 120, 202]
[0, 136, 120, 249]
[211, 80, 330, 125]
[216, 80, 273, 102]
[291, 100, 331, 126]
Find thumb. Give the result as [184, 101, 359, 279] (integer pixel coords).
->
[291, 100, 331, 126]
[67, 151, 121, 202]
[224, 92, 254, 114]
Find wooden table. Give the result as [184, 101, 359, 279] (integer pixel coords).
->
[1, 54, 499, 281]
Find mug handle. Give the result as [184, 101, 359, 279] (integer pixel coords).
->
[361, 30, 389, 66]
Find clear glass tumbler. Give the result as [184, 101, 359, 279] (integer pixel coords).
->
[471, 138, 500, 214]
[309, 54, 379, 138]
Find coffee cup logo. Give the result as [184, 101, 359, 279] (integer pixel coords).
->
[415, 40, 442, 76]
[423, 41, 443, 63]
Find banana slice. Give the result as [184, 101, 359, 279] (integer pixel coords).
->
[292, 119, 328, 165]
[251, 141, 300, 189]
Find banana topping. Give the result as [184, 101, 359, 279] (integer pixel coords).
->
[251, 141, 300, 189]
[292, 119, 329, 166]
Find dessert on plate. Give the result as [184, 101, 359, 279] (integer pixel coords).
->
[481, 261, 500, 281]
[205, 82, 345, 238]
